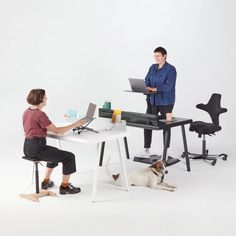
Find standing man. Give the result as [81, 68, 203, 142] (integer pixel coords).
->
[139, 47, 177, 158]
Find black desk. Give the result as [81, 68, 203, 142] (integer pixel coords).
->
[98, 109, 192, 172]
[132, 117, 192, 171]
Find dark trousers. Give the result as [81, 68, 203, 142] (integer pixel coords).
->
[144, 98, 174, 149]
[24, 137, 76, 175]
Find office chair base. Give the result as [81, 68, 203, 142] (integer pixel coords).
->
[181, 152, 227, 166]
[20, 189, 56, 202]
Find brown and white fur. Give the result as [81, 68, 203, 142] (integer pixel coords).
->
[106, 158, 177, 192]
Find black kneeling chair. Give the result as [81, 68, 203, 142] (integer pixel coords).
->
[20, 156, 56, 202]
[183, 93, 227, 166]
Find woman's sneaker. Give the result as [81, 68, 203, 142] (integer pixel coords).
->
[59, 183, 81, 195]
[41, 180, 54, 190]
[136, 148, 151, 158]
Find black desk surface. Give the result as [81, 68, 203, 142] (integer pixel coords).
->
[98, 108, 192, 130]
[126, 117, 192, 130]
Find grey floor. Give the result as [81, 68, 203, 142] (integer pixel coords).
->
[1, 133, 235, 236]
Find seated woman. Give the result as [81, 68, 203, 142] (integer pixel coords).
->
[23, 89, 87, 194]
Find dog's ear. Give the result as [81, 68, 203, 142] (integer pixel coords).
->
[112, 174, 120, 181]
[150, 161, 165, 170]
[150, 161, 161, 169]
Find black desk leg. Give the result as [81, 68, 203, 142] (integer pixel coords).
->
[181, 124, 191, 172]
[162, 129, 169, 165]
[123, 137, 130, 159]
[99, 141, 106, 166]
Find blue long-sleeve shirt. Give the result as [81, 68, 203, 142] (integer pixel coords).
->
[145, 62, 177, 106]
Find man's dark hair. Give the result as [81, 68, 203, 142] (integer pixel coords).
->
[154, 47, 167, 56]
[27, 89, 45, 105]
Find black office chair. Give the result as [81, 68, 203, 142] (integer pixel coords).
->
[182, 93, 227, 165]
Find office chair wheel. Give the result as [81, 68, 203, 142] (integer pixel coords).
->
[219, 154, 227, 161]
[211, 159, 217, 166]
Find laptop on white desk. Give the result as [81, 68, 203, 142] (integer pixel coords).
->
[79, 103, 97, 123]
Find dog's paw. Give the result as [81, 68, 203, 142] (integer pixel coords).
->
[167, 188, 175, 192]
[170, 185, 177, 188]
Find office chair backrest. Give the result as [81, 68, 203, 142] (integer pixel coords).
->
[196, 93, 227, 126]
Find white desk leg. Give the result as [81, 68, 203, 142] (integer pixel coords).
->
[116, 138, 130, 191]
[57, 140, 61, 149]
[92, 143, 101, 202]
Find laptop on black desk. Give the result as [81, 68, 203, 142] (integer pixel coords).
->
[124, 78, 157, 95]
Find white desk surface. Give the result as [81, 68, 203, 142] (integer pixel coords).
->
[47, 117, 129, 144]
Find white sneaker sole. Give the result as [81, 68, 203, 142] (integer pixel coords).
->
[136, 154, 151, 158]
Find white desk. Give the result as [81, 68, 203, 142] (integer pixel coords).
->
[47, 118, 130, 202]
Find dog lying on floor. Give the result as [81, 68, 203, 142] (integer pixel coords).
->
[105, 158, 177, 192]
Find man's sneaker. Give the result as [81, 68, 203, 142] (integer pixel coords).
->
[59, 183, 81, 195]
[136, 148, 151, 158]
[41, 180, 54, 190]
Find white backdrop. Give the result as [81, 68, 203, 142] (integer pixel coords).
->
[0, 0, 235, 148]
[1, 2, 236, 235]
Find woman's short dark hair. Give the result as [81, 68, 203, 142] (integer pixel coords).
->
[154, 47, 167, 56]
[27, 89, 45, 105]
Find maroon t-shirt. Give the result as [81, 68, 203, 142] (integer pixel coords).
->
[23, 108, 52, 138]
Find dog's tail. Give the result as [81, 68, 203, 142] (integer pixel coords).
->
[105, 156, 120, 181]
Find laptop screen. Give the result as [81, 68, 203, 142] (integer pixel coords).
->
[86, 103, 97, 119]
[129, 78, 148, 92]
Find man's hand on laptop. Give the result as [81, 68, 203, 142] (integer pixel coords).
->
[147, 87, 157, 92]
[73, 119, 87, 128]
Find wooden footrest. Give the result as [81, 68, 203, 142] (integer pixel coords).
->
[20, 189, 56, 202]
